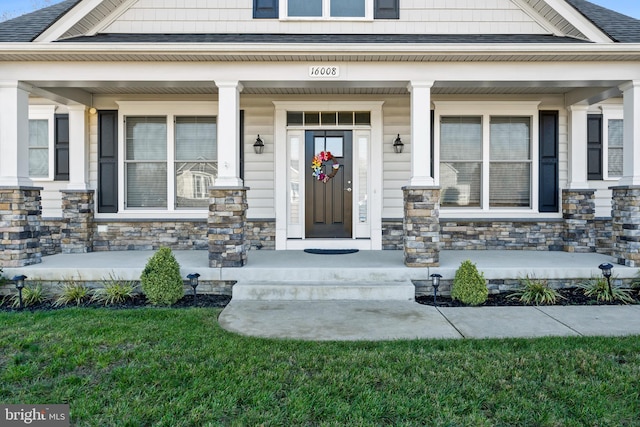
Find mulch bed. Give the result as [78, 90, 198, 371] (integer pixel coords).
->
[416, 287, 640, 307]
[0, 294, 231, 312]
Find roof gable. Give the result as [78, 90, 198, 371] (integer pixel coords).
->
[0, 0, 80, 42]
[1, 0, 639, 44]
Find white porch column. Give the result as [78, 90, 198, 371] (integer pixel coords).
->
[408, 81, 435, 186]
[0, 81, 31, 187]
[618, 81, 640, 186]
[567, 105, 589, 189]
[215, 81, 244, 187]
[67, 105, 89, 190]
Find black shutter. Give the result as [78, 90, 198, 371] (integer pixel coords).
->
[587, 114, 603, 180]
[54, 114, 69, 181]
[98, 111, 118, 213]
[253, 0, 278, 18]
[375, 0, 399, 19]
[539, 111, 559, 213]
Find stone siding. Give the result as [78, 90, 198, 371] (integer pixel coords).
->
[41, 218, 64, 256]
[562, 189, 596, 253]
[93, 220, 208, 251]
[611, 186, 640, 267]
[382, 219, 404, 250]
[61, 190, 94, 254]
[403, 187, 440, 267]
[208, 187, 248, 267]
[246, 219, 276, 250]
[440, 220, 565, 250]
[0, 187, 42, 267]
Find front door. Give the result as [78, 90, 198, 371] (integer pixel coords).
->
[305, 130, 352, 238]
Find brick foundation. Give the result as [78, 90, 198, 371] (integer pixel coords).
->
[0, 187, 42, 267]
[208, 187, 249, 267]
[402, 186, 440, 267]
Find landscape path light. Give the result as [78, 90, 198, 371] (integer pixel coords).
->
[430, 273, 442, 306]
[598, 262, 613, 296]
[12, 275, 27, 310]
[187, 273, 200, 305]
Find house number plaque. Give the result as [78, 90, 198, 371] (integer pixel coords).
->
[309, 66, 340, 78]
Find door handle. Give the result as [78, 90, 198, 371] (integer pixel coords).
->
[345, 188, 352, 192]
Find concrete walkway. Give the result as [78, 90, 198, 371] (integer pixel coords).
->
[219, 301, 640, 341]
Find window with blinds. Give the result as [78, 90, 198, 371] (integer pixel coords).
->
[175, 116, 217, 208]
[608, 119, 623, 177]
[489, 117, 531, 207]
[125, 116, 168, 208]
[440, 117, 482, 207]
[29, 119, 49, 178]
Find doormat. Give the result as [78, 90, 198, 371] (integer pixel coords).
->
[304, 249, 359, 255]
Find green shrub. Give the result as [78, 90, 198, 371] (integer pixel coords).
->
[0, 268, 8, 286]
[54, 279, 91, 307]
[11, 282, 47, 308]
[140, 247, 184, 306]
[451, 259, 488, 306]
[92, 274, 137, 306]
[579, 276, 634, 304]
[509, 276, 562, 305]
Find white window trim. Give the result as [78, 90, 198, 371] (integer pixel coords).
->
[280, 0, 373, 20]
[28, 105, 57, 181]
[599, 105, 624, 181]
[114, 101, 218, 219]
[434, 101, 543, 219]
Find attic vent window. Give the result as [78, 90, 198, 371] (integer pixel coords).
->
[287, 111, 371, 126]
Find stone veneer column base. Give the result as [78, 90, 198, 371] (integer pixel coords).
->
[0, 187, 42, 267]
[61, 190, 95, 254]
[209, 187, 249, 268]
[611, 186, 640, 267]
[562, 189, 595, 253]
[402, 186, 440, 267]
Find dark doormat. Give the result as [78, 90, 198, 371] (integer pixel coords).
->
[303, 249, 359, 255]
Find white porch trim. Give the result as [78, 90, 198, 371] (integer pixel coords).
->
[408, 81, 435, 186]
[619, 81, 640, 186]
[567, 104, 589, 189]
[67, 105, 89, 190]
[0, 81, 31, 187]
[215, 81, 244, 187]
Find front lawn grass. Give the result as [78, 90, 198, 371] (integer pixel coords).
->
[1, 308, 639, 426]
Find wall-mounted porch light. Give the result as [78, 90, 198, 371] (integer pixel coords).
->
[12, 275, 27, 310]
[393, 134, 404, 154]
[254, 135, 265, 154]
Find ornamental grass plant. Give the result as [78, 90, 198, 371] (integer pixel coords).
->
[54, 278, 91, 307]
[91, 274, 137, 306]
[509, 276, 563, 305]
[11, 283, 47, 308]
[579, 276, 635, 304]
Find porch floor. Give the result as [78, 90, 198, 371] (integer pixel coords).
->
[3, 249, 635, 283]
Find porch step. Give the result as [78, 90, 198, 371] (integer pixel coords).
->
[232, 280, 415, 301]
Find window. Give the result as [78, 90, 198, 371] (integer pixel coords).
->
[607, 119, 623, 177]
[29, 120, 49, 178]
[124, 114, 217, 210]
[586, 108, 623, 180]
[286, 0, 367, 18]
[438, 111, 534, 210]
[489, 117, 531, 207]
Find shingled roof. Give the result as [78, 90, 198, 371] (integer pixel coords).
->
[0, 0, 638, 44]
[0, 0, 80, 42]
[566, 0, 640, 42]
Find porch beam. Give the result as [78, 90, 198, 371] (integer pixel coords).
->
[408, 81, 435, 187]
[215, 80, 243, 187]
[564, 86, 623, 107]
[26, 86, 93, 106]
[0, 81, 31, 187]
[618, 81, 640, 186]
[67, 105, 89, 190]
[567, 105, 589, 189]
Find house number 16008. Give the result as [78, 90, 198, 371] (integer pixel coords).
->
[309, 66, 340, 78]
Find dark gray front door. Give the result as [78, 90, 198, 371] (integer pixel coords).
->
[305, 130, 352, 238]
